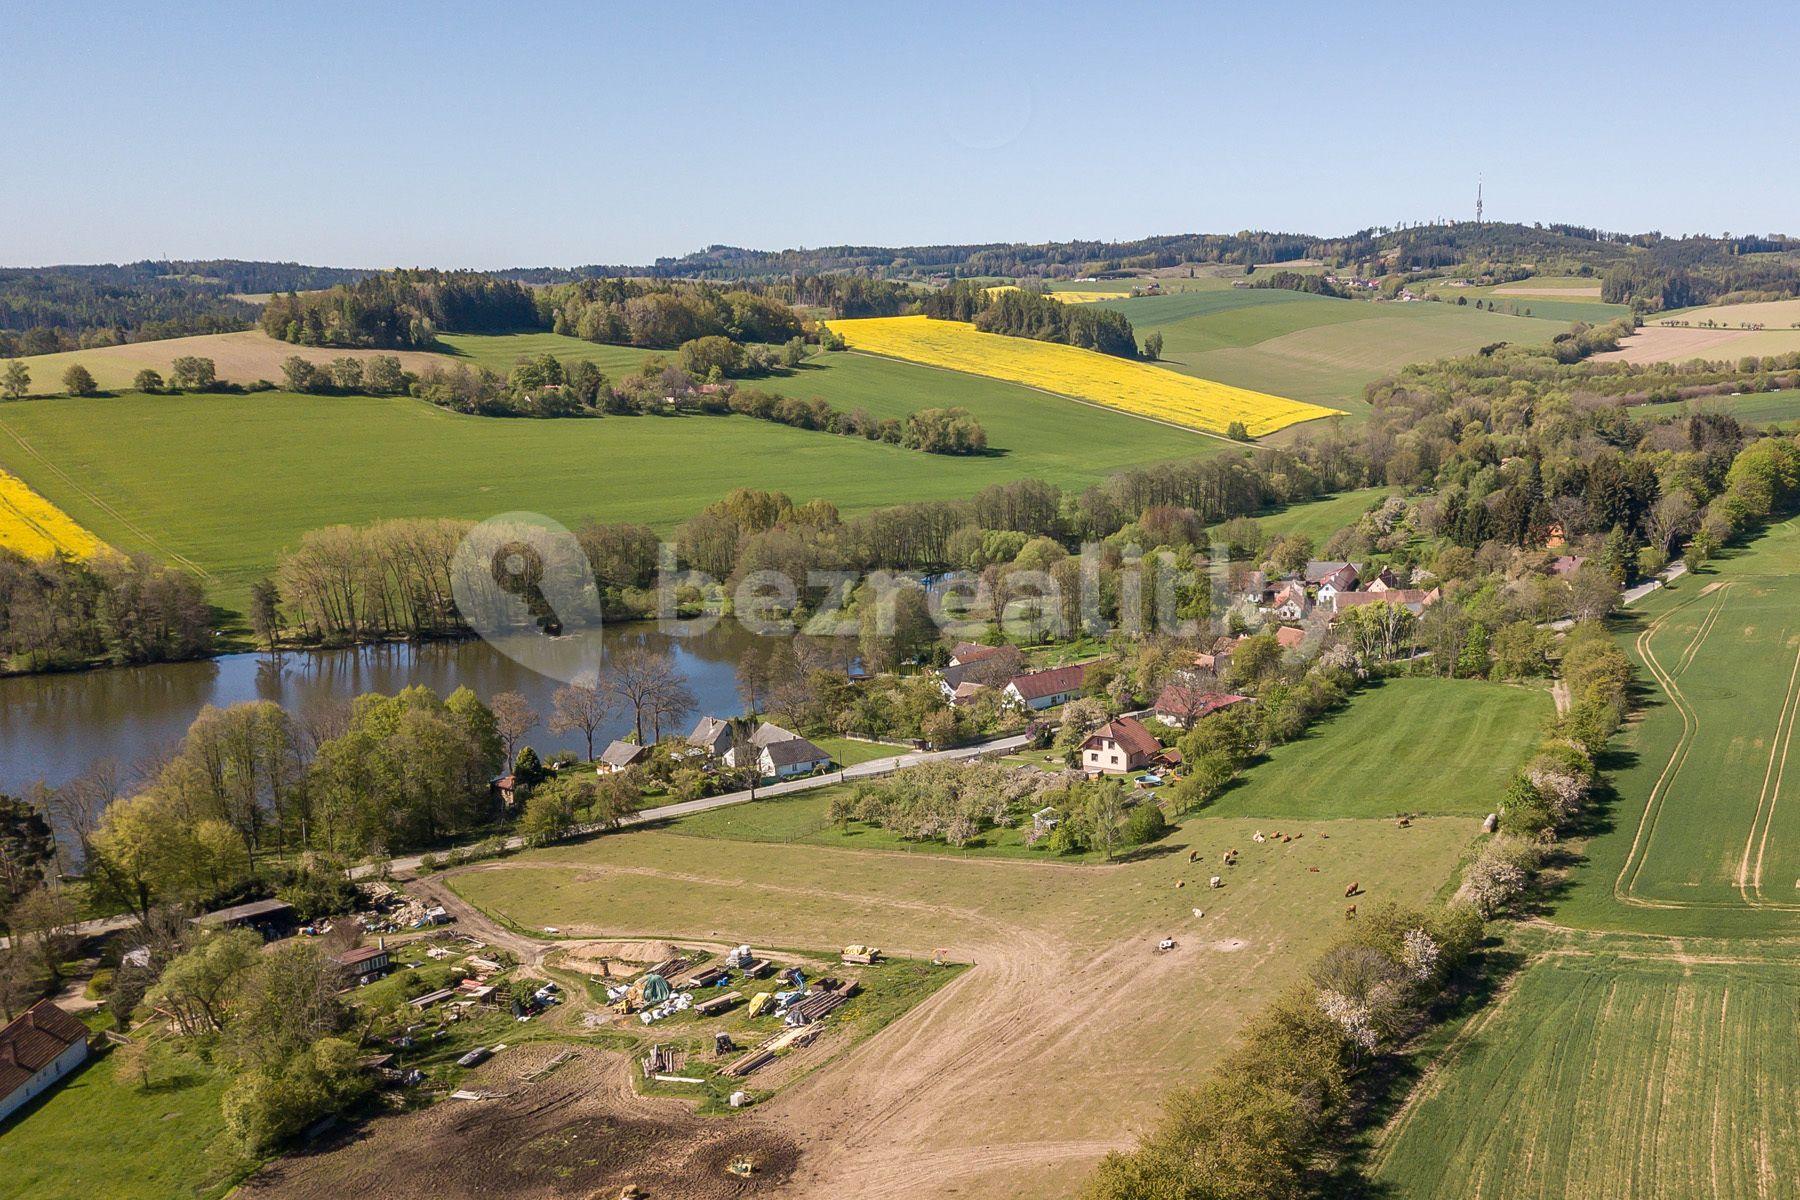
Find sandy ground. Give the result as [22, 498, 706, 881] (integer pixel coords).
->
[243, 1043, 801, 1200]
[254, 821, 1472, 1200]
[1492, 282, 1602, 298]
[1592, 325, 1756, 365]
[13, 331, 450, 394]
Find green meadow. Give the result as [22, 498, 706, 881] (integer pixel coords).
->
[1551, 518, 1800, 939]
[0, 334, 1222, 610]
[1627, 388, 1800, 427]
[1097, 289, 1571, 416]
[1222, 485, 1396, 546]
[1200, 677, 1553, 821]
[1372, 947, 1800, 1200]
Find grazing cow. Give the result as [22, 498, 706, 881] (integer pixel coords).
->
[1345, 881, 1359, 897]
[1209, 875, 1223, 888]
[1345, 904, 1357, 920]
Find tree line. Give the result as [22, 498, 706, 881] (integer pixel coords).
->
[543, 277, 803, 348]
[923, 282, 1140, 357]
[261, 270, 539, 348]
[0, 549, 212, 672]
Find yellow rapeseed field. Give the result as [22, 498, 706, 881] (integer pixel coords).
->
[827, 315, 1339, 437]
[0, 468, 110, 560]
[984, 285, 1132, 304]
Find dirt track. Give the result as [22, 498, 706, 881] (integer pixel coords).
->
[244, 1044, 800, 1200]
[262, 820, 1473, 1200]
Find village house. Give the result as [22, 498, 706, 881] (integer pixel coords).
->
[333, 942, 392, 986]
[751, 734, 833, 779]
[1329, 587, 1443, 619]
[1270, 580, 1313, 621]
[0, 1000, 90, 1125]
[1002, 663, 1087, 711]
[686, 716, 734, 759]
[1150, 685, 1252, 728]
[596, 739, 650, 775]
[724, 722, 833, 778]
[1080, 715, 1163, 776]
[1313, 565, 1360, 606]
[490, 773, 518, 809]
[1365, 566, 1402, 592]
[948, 642, 1006, 667]
[936, 661, 982, 702]
[1549, 554, 1586, 578]
[1236, 569, 1274, 607]
[1304, 560, 1362, 589]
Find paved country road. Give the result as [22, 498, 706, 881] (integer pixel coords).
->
[8, 732, 1032, 948]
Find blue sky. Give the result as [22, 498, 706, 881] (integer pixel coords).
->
[5, 2, 1796, 268]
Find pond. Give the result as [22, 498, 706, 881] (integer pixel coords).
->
[0, 619, 769, 794]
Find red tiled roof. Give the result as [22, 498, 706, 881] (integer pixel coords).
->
[1153, 686, 1252, 721]
[951, 642, 1005, 664]
[1083, 715, 1162, 760]
[0, 1001, 88, 1103]
[1273, 626, 1306, 648]
[1007, 663, 1088, 701]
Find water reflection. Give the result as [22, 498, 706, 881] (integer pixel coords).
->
[0, 621, 763, 793]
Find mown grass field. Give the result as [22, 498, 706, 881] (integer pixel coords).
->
[1095, 290, 1569, 416]
[447, 811, 1479, 1196]
[0, 1038, 239, 1200]
[0, 336, 1221, 610]
[3, 330, 454, 396]
[827, 314, 1339, 436]
[1219, 485, 1396, 546]
[1201, 677, 1552, 821]
[0, 466, 109, 558]
[1415, 277, 1629, 325]
[1651, 296, 1800, 329]
[1551, 519, 1800, 939]
[1627, 389, 1800, 427]
[1372, 948, 1800, 1200]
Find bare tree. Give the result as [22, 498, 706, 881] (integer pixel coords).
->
[602, 647, 692, 744]
[490, 690, 540, 762]
[549, 682, 612, 761]
[40, 762, 127, 870]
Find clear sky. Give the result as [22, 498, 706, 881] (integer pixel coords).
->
[5, 1, 1796, 268]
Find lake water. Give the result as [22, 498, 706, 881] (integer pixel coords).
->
[0, 621, 765, 794]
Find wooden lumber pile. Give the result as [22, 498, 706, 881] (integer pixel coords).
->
[694, 990, 744, 1017]
[724, 1025, 822, 1077]
[641, 1044, 683, 1078]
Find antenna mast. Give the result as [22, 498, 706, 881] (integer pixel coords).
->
[1476, 178, 1484, 225]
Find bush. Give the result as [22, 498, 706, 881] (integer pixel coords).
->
[85, 968, 115, 1000]
[1125, 803, 1169, 846]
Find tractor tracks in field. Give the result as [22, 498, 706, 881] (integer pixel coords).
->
[1615, 584, 1726, 908]
[1617, 578, 1800, 913]
[0, 413, 212, 578]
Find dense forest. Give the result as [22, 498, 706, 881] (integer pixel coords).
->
[541, 278, 803, 348]
[260, 270, 538, 348]
[0, 260, 369, 356]
[0, 550, 213, 672]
